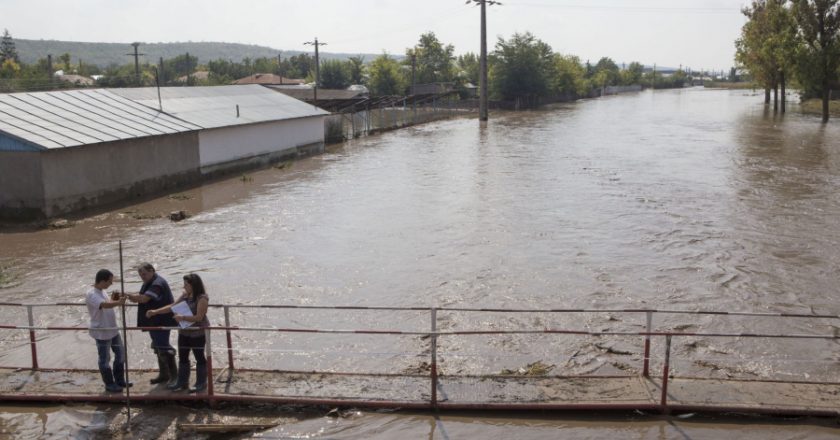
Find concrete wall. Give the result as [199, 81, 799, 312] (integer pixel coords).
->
[39, 132, 200, 217]
[198, 116, 325, 173]
[0, 152, 45, 221]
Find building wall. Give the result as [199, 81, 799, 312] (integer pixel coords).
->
[198, 116, 325, 173]
[0, 152, 45, 221]
[39, 132, 200, 217]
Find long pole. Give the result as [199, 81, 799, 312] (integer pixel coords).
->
[479, 0, 488, 121]
[119, 241, 132, 428]
[304, 38, 327, 106]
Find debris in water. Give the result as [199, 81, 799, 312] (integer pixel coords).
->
[169, 210, 188, 222]
[500, 361, 555, 376]
[240, 174, 253, 182]
[48, 219, 73, 229]
[168, 193, 193, 201]
[326, 408, 358, 418]
[178, 423, 279, 433]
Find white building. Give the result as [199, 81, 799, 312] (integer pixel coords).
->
[0, 85, 328, 221]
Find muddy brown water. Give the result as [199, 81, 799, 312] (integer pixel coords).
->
[2, 88, 840, 437]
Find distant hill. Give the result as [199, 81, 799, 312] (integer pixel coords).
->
[14, 39, 383, 67]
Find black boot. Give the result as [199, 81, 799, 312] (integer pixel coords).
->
[164, 351, 179, 388]
[100, 367, 122, 393]
[191, 363, 207, 393]
[168, 360, 190, 391]
[150, 351, 170, 385]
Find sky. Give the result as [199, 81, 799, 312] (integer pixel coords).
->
[3, 0, 749, 71]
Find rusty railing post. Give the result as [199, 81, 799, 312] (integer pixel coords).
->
[26, 305, 38, 370]
[206, 327, 215, 405]
[660, 335, 672, 413]
[224, 306, 234, 371]
[643, 311, 653, 377]
[430, 307, 438, 408]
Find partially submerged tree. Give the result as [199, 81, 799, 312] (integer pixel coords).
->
[489, 32, 554, 102]
[792, 0, 840, 122]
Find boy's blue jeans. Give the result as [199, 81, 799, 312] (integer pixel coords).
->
[95, 334, 126, 386]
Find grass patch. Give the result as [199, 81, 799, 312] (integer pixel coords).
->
[799, 99, 840, 117]
[703, 81, 758, 90]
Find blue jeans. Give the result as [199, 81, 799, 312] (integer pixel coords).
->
[149, 330, 174, 355]
[95, 334, 126, 386]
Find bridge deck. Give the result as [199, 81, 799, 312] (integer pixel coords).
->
[0, 368, 838, 416]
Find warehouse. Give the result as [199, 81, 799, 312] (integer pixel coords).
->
[0, 85, 328, 221]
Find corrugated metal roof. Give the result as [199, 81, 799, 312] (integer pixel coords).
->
[110, 85, 328, 130]
[0, 89, 201, 150]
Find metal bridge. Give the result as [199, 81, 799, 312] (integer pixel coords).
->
[1, 302, 839, 417]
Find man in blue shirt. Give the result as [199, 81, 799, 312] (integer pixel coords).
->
[126, 263, 178, 387]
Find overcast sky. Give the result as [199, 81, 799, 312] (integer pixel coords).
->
[4, 0, 748, 70]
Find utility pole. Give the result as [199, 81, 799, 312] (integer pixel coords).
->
[410, 53, 416, 96]
[126, 42, 145, 85]
[468, 0, 501, 122]
[304, 37, 327, 105]
[159, 57, 165, 84]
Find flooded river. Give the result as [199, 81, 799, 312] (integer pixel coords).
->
[2, 88, 840, 437]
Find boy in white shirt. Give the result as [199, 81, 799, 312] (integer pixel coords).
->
[85, 269, 130, 392]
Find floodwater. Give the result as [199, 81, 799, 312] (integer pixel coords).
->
[2, 88, 840, 437]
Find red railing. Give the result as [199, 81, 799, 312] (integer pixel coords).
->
[0, 302, 839, 413]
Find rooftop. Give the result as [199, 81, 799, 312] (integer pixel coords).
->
[0, 89, 200, 150]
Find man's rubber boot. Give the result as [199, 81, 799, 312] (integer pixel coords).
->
[150, 350, 170, 385]
[164, 351, 179, 388]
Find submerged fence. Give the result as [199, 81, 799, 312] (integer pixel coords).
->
[1, 302, 840, 414]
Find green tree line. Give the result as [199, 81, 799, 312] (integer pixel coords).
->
[735, 0, 840, 122]
[2, 28, 679, 106]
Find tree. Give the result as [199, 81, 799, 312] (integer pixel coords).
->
[489, 32, 554, 101]
[593, 57, 621, 86]
[737, 1, 780, 105]
[58, 53, 71, 72]
[0, 58, 20, 79]
[320, 59, 350, 89]
[367, 53, 406, 96]
[621, 62, 645, 86]
[792, 0, 840, 122]
[0, 29, 18, 63]
[551, 54, 589, 96]
[347, 56, 365, 85]
[405, 32, 455, 84]
[737, 1, 801, 112]
[457, 52, 480, 85]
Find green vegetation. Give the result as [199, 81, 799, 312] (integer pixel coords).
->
[704, 81, 760, 89]
[0, 263, 13, 288]
[735, 0, 840, 122]
[1, 28, 691, 108]
[800, 98, 840, 115]
[367, 53, 406, 96]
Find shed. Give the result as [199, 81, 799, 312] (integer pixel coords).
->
[111, 85, 328, 176]
[0, 85, 328, 221]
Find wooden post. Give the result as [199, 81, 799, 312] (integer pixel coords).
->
[643, 311, 652, 377]
[430, 308, 438, 407]
[224, 306, 234, 371]
[26, 305, 38, 370]
[660, 335, 672, 412]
